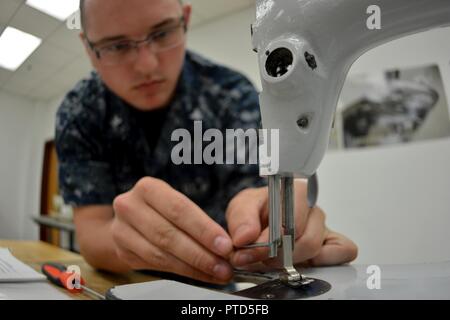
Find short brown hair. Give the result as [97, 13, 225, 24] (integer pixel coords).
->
[79, 0, 184, 31]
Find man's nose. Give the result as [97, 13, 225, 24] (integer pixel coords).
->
[133, 44, 159, 74]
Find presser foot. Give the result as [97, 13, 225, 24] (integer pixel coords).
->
[279, 270, 314, 287]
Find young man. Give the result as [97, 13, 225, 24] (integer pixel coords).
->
[55, 0, 357, 285]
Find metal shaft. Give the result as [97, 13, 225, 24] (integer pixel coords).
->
[282, 177, 295, 247]
[81, 285, 105, 300]
[268, 175, 281, 257]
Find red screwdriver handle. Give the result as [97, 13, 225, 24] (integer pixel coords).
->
[60, 271, 85, 293]
[41, 264, 65, 287]
[41, 263, 85, 294]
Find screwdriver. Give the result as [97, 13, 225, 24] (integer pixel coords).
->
[41, 262, 105, 300]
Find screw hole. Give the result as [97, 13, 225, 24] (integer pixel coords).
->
[297, 116, 310, 129]
[265, 47, 293, 78]
[304, 52, 317, 70]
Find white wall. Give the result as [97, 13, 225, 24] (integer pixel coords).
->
[188, 7, 259, 88]
[0, 91, 39, 239]
[35, 96, 63, 141]
[319, 138, 450, 265]
[0, 88, 63, 240]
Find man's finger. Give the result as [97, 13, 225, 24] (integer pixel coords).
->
[113, 221, 229, 284]
[293, 179, 311, 239]
[252, 207, 326, 269]
[230, 227, 270, 266]
[225, 188, 267, 248]
[308, 230, 358, 266]
[114, 189, 233, 282]
[135, 177, 233, 257]
[292, 207, 327, 263]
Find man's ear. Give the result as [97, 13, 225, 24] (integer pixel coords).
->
[182, 4, 192, 30]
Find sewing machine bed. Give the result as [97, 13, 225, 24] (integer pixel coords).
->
[106, 261, 450, 300]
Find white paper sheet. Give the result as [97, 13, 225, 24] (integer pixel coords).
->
[0, 248, 46, 282]
[0, 282, 72, 300]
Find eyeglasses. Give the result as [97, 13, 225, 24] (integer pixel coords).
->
[86, 16, 187, 66]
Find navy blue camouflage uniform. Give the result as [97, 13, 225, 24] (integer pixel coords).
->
[55, 51, 267, 228]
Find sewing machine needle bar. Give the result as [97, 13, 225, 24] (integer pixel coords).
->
[283, 177, 295, 248]
[268, 175, 281, 258]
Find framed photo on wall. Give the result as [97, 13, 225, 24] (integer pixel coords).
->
[332, 64, 450, 150]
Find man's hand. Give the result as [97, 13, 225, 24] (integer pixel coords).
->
[111, 177, 234, 284]
[226, 179, 358, 270]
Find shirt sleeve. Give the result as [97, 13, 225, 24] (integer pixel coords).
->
[203, 73, 268, 229]
[55, 90, 116, 207]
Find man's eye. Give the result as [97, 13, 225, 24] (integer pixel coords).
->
[153, 30, 171, 41]
[106, 43, 132, 52]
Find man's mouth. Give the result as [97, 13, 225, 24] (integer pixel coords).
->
[134, 79, 165, 92]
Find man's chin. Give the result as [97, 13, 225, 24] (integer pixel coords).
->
[129, 94, 171, 111]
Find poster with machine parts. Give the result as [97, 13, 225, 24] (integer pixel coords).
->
[329, 64, 450, 150]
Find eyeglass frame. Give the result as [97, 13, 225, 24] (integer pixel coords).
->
[84, 16, 187, 63]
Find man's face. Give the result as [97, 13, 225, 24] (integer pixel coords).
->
[81, 0, 191, 111]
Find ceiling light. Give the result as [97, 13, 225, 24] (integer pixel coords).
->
[0, 27, 42, 71]
[26, 0, 80, 21]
